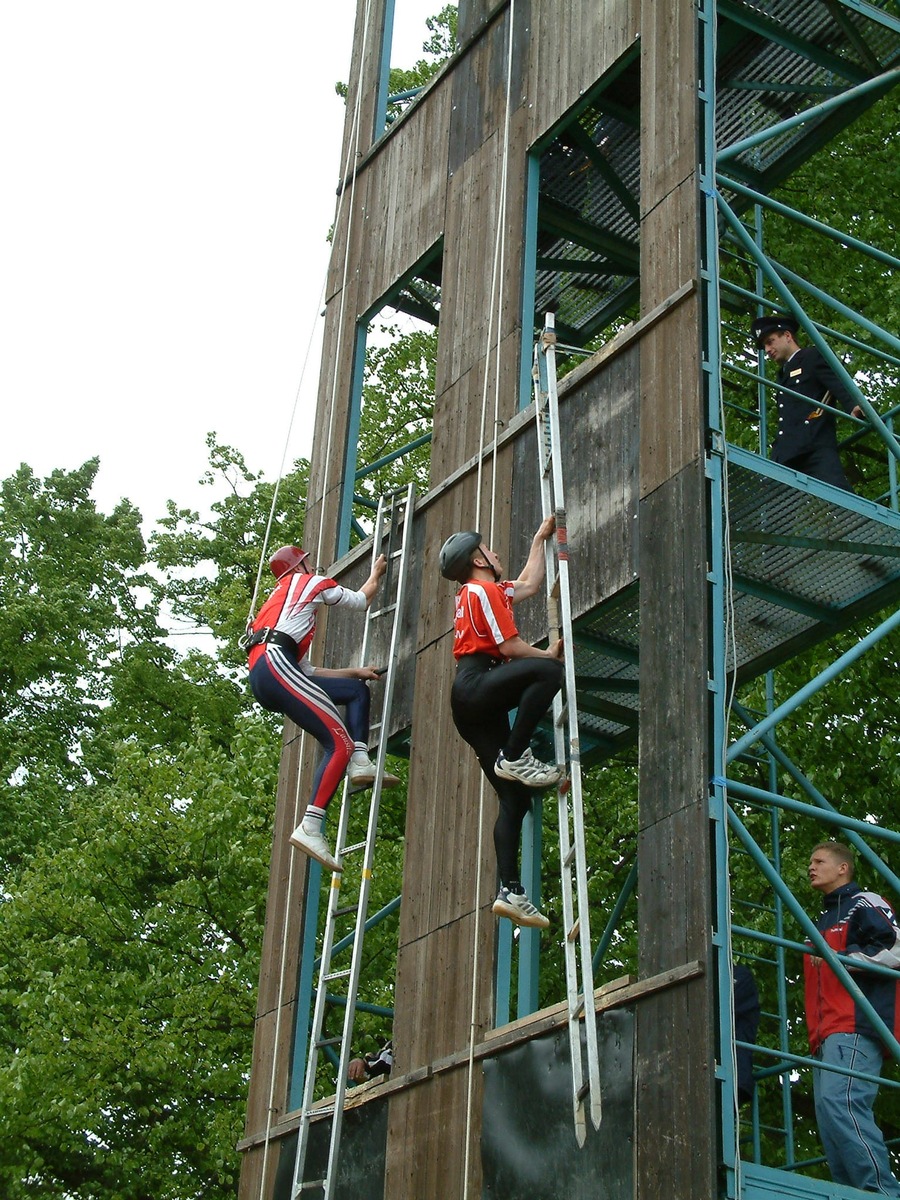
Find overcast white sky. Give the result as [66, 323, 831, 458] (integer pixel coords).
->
[1, 1, 437, 529]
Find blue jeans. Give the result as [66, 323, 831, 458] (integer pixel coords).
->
[814, 1033, 900, 1195]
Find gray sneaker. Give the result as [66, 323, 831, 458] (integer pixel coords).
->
[289, 822, 342, 873]
[494, 748, 561, 789]
[491, 886, 549, 929]
[347, 755, 401, 793]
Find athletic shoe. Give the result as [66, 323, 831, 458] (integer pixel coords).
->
[347, 755, 401, 793]
[494, 748, 561, 789]
[289, 823, 342, 873]
[492, 886, 550, 930]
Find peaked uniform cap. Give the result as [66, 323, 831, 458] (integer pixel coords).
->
[751, 315, 799, 347]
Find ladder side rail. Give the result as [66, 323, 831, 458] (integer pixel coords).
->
[322, 484, 415, 1196]
[291, 494, 395, 1197]
[541, 318, 602, 1132]
[533, 339, 588, 1145]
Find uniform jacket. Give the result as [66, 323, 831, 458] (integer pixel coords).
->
[770, 346, 856, 463]
[803, 881, 900, 1056]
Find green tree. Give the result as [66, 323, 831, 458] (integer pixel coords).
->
[0, 720, 277, 1199]
[0, 461, 164, 873]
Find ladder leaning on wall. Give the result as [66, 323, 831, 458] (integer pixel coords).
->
[290, 482, 415, 1199]
[532, 313, 602, 1146]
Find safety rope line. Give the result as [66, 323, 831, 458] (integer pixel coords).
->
[464, 4, 517, 1195]
[253, 3, 376, 1195]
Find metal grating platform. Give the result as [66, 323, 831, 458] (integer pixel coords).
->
[535, 0, 900, 343]
[569, 446, 900, 764]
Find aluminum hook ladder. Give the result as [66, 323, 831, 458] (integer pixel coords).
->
[290, 482, 414, 1198]
[532, 314, 602, 1145]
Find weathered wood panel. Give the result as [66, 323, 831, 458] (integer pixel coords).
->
[527, 0, 638, 140]
[636, 466, 714, 1193]
[385, 1068, 483, 1200]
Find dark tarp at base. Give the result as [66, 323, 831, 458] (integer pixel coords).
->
[481, 1008, 634, 1200]
[274, 1099, 389, 1200]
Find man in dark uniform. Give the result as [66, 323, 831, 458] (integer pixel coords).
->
[752, 315, 864, 490]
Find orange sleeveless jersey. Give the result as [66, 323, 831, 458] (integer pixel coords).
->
[452, 579, 517, 659]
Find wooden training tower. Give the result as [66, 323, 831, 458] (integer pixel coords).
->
[237, 2, 900, 1197]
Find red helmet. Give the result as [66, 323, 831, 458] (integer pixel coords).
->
[269, 545, 310, 579]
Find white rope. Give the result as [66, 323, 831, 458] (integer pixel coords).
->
[243, 279, 328, 634]
[464, 5, 517, 1195]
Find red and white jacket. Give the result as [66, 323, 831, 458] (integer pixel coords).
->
[804, 881, 900, 1055]
[248, 572, 366, 670]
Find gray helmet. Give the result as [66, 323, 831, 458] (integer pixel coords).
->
[439, 530, 483, 582]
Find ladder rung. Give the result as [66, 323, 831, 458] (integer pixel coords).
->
[298, 1177, 327, 1191]
[563, 845, 576, 869]
[566, 918, 580, 943]
[370, 600, 398, 616]
[335, 904, 357, 917]
[341, 839, 367, 855]
[571, 994, 586, 1019]
[555, 704, 568, 727]
[316, 1036, 342, 1049]
[324, 968, 351, 982]
[577, 1081, 591, 1103]
[390, 547, 404, 559]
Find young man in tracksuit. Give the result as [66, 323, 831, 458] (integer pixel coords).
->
[804, 841, 900, 1195]
[246, 545, 399, 873]
[439, 517, 563, 929]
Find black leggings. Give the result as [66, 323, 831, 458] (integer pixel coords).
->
[451, 653, 563, 885]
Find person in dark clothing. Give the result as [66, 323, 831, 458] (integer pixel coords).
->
[348, 1040, 393, 1084]
[752, 315, 864, 490]
[439, 518, 564, 930]
[803, 841, 900, 1196]
[733, 964, 761, 1106]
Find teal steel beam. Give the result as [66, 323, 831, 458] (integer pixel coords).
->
[354, 433, 432, 479]
[718, 0, 872, 84]
[592, 861, 637, 972]
[770, 258, 900, 355]
[520, 153, 540, 406]
[566, 122, 640, 221]
[718, 776, 900, 847]
[314, 895, 402, 967]
[718, 174, 900, 271]
[717, 66, 900, 164]
[726, 604, 900, 763]
[731, 699, 900, 893]
[337, 321, 369, 557]
[373, 0, 396, 139]
[290, 861, 325, 1110]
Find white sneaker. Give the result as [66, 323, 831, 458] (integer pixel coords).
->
[491, 887, 549, 930]
[494, 748, 561, 789]
[347, 755, 401, 793]
[289, 823, 342, 873]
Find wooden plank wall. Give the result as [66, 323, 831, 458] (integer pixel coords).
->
[636, 3, 716, 1200]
